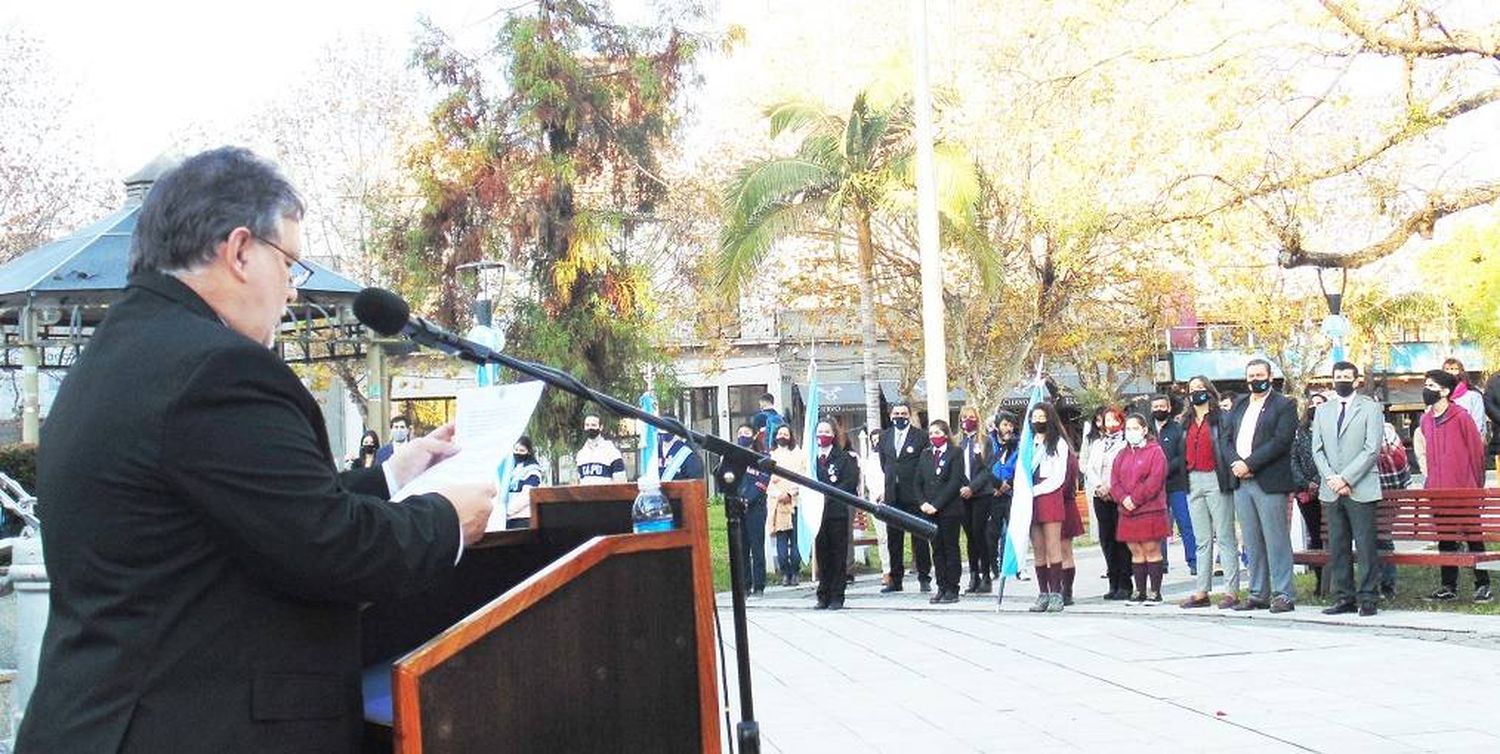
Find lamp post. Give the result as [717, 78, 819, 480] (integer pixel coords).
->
[1317, 267, 1349, 363]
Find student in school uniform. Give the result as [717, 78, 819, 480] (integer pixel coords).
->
[1111, 413, 1172, 604]
[1028, 401, 1074, 613]
[917, 420, 965, 604]
[813, 418, 860, 610]
[954, 405, 998, 593]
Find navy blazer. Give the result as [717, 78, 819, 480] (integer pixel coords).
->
[1217, 391, 1299, 494]
[814, 445, 860, 521]
[19, 272, 462, 753]
[877, 424, 929, 505]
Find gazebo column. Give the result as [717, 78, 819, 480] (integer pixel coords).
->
[19, 305, 41, 444]
[365, 337, 389, 436]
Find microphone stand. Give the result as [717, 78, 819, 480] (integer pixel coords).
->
[390, 330, 936, 754]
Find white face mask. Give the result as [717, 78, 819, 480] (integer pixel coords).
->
[1125, 428, 1146, 446]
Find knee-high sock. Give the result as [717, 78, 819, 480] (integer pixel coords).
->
[1133, 563, 1147, 594]
[1035, 564, 1049, 592]
[1062, 566, 1076, 602]
[1148, 560, 1164, 594]
[1047, 562, 1063, 594]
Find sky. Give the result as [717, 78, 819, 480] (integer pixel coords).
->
[3, 0, 509, 176]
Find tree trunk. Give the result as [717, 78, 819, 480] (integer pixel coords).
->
[855, 211, 883, 436]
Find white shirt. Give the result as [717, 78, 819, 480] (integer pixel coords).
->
[1031, 437, 1067, 495]
[1236, 395, 1268, 459]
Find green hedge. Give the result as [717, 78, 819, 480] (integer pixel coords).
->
[0, 443, 37, 494]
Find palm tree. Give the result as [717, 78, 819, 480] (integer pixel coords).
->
[717, 87, 981, 435]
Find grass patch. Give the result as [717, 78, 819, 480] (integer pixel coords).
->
[1293, 565, 1499, 616]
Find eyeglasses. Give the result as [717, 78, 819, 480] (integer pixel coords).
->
[254, 235, 314, 288]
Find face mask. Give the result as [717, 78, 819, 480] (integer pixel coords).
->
[391, 428, 409, 443]
[1031, 421, 1047, 435]
[736, 436, 753, 448]
[1125, 428, 1146, 446]
[960, 418, 978, 432]
[816, 435, 834, 448]
[930, 435, 948, 448]
[1333, 381, 1355, 398]
[361, 442, 376, 451]
[512, 453, 530, 465]
[1247, 378, 1271, 394]
[1151, 410, 1171, 422]
[776, 437, 792, 448]
[660, 434, 674, 446]
[892, 417, 909, 430]
[1422, 388, 1441, 406]
[1190, 390, 1211, 405]
[1104, 425, 1122, 437]
[585, 428, 600, 439]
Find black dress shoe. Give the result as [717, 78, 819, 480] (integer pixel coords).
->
[929, 593, 944, 604]
[1321, 600, 1357, 615]
[814, 601, 829, 610]
[919, 580, 932, 593]
[1358, 602, 1377, 617]
[980, 576, 992, 592]
[827, 600, 844, 610]
[938, 592, 960, 604]
[880, 583, 904, 593]
[965, 576, 980, 593]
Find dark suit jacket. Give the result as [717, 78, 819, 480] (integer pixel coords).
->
[814, 446, 860, 521]
[19, 272, 462, 753]
[1154, 418, 1188, 493]
[916, 445, 964, 518]
[876, 425, 928, 505]
[953, 432, 996, 497]
[1218, 391, 1299, 494]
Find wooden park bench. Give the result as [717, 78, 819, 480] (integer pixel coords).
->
[1292, 488, 1500, 570]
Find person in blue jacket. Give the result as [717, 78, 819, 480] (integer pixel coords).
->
[988, 411, 1020, 573]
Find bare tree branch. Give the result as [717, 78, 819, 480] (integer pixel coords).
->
[1279, 182, 1500, 268]
[1318, 1, 1500, 61]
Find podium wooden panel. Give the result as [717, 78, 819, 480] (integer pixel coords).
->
[360, 481, 720, 754]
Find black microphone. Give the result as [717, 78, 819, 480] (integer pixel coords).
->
[353, 287, 487, 361]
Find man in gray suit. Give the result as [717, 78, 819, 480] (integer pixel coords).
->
[1311, 361, 1386, 616]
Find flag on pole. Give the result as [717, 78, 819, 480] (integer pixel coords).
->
[999, 377, 1047, 580]
[797, 359, 821, 559]
[638, 390, 658, 479]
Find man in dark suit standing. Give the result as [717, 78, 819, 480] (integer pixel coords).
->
[1219, 359, 1300, 613]
[876, 402, 931, 593]
[18, 148, 495, 753]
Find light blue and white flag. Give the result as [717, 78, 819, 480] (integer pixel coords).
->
[638, 390, 659, 479]
[999, 378, 1047, 580]
[797, 359, 821, 559]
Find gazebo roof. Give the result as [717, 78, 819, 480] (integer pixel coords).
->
[0, 202, 363, 310]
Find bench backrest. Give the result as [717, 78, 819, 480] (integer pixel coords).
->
[1374, 488, 1500, 542]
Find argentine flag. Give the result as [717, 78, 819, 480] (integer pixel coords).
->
[638, 390, 659, 478]
[797, 360, 821, 559]
[999, 379, 1047, 581]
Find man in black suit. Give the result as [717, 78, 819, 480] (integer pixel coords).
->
[876, 402, 931, 592]
[1219, 359, 1300, 613]
[18, 148, 495, 753]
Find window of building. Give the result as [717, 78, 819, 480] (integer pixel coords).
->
[728, 384, 768, 433]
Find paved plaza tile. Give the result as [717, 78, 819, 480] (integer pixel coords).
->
[715, 575, 1500, 754]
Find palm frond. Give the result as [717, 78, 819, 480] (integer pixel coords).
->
[721, 157, 836, 227]
[765, 100, 839, 140]
[715, 199, 826, 294]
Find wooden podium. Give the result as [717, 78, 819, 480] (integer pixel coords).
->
[360, 481, 721, 753]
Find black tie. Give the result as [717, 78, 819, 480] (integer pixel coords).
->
[1336, 402, 1346, 432]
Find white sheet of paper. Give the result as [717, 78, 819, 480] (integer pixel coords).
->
[391, 381, 545, 505]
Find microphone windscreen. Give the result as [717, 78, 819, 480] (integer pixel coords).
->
[353, 287, 411, 336]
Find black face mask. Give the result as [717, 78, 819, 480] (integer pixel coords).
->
[513, 453, 530, 465]
[1151, 410, 1171, 422]
[361, 443, 377, 452]
[1247, 378, 1271, 394]
[1030, 422, 1048, 436]
[736, 436, 753, 448]
[585, 428, 600, 439]
[1190, 390, 1211, 406]
[892, 417, 910, 430]
[776, 437, 792, 448]
[1422, 388, 1442, 406]
[1333, 381, 1355, 398]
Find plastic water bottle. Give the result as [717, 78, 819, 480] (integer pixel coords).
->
[632, 474, 674, 534]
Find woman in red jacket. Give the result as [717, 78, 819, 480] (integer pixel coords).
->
[1111, 413, 1171, 604]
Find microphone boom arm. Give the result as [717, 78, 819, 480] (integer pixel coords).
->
[394, 325, 936, 541]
